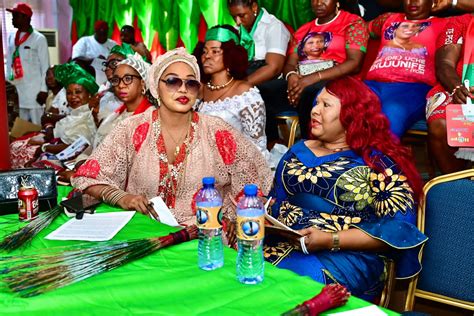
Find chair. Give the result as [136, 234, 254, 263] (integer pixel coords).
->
[276, 111, 300, 148]
[401, 119, 436, 180]
[404, 169, 474, 311]
[379, 258, 396, 308]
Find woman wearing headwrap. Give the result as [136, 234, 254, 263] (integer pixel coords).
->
[196, 25, 269, 160]
[72, 48, 272, 227]
[10, 62, 98, 168]
[92, 53, 152, 148]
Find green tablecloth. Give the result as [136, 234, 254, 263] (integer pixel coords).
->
[0, 187, 399, 316]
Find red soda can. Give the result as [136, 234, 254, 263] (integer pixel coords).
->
[18, 185, 39, 221]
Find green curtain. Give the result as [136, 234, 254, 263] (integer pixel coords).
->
[69, 0, 315, 53]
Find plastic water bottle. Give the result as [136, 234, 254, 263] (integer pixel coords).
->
[195, 177, 224, 270]
[236, 184, 265, 284]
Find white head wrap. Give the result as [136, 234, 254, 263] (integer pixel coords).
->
[147, 47, 201, 99]
[118, 53, 151, 88]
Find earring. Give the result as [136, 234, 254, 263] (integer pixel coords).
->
[141, 87, 146, 95]
[253, 11, 257, 17]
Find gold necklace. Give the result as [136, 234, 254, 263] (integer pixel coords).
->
[162, 114, 192, 158]
[207, 76, 234, 91]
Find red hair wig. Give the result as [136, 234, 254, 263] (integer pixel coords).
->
[325, 76, 423, 200]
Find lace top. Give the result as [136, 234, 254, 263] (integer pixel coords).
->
[198, 87, 269, 158]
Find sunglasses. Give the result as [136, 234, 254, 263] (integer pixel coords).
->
[160, 77, 201, 94]
[102, 58, 121, 71]
[110, 74, 142, 87]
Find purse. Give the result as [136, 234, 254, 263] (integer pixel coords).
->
[0, 168, 58, 215]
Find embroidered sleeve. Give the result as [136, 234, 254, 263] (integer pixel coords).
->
[368, 155, 415, 220]
[72, 119, 136, 192]
[238, 89, 268, 154]
[345, 17, 369, 52]
[368, 12, 392, 39]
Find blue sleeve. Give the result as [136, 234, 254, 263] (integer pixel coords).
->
[352, 154, 427, 279]
[269, 148, 293, 218]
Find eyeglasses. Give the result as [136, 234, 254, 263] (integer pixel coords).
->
[109, 74, 142, 87]
[160, 77, 201, 94]
[102, 58, 121, 71]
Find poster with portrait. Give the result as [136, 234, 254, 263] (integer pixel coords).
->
[297, 31, 335, 76]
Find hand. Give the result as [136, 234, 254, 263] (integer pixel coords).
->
[117, 194, 160, 221]
[36, 91, 48, 105]
[452, 86, 474, 104]
[223, 216, 237, 249]
[288, 76, 314, 107]
[287, 74, 301, 106]
[431, 0, 451, 12]
[88, 94, 102, 126]
[297, 227, 332, 252]
[27, 134, 45, 145]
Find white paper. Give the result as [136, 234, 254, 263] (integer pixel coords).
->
[327, 305, 387, 316]
[45, 211, 135, 241]
[265, 212, 303, 236]
[149, 196, 181, 227]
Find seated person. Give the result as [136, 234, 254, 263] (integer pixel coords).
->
[227, 0, 291, 143]
[72, 48, 272, 226]
[93, 53, 152, 148]
[364, 0, 448, 137]
[426, 13, 474, 173]
[196, 25, 269, 159]
[120, 25, 152, 62]
[44, 66, 68, 115]
[265, 77, 426, 301]
[10, 62, 98, 168]
[283, 0, 368, 138]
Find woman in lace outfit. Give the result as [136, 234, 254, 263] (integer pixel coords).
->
[196, 25, 269, 158]
[72, 48, 272, 226]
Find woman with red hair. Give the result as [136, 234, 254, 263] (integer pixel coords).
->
[265, 76, 425, 301]
[196, 25, 269, 159]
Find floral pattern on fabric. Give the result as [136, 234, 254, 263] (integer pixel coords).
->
[263, 241, 294, 265]
[370, 168, 414, 217]
[215, 130, 237, 165]
[346, 18, 369, 52]
[336, 166, 373, 210]
[277, 201, 304, 227]
[75, 159, 100, 179]
[132, 122, 150, 153]
[310, 213, 362, 232]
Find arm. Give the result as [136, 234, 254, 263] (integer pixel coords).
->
[246, 53, 286, 86]
[38, 35, 50, 92]
[432, 0, 474, 12]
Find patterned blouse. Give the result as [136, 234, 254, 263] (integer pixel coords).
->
[265, 141, 427, 297]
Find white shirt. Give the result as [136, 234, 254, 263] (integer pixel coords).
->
[6, 29, 50, 109]
[72, 35, 117, 60]
[51, 88, 70, 115]
[252, 8, 290, 60]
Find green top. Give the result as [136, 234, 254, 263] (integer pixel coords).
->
[0, 187, 399, 316]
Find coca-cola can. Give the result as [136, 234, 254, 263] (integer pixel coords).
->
[18, 185, 39, 221]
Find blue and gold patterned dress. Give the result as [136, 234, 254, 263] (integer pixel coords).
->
[264, 140, 427, 300]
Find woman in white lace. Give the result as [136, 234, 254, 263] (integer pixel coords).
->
[196, 25, 269, 157]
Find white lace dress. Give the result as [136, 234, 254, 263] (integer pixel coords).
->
[198, 87, 269, 159]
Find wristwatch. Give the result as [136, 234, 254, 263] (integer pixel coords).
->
[330, 232, 340, 252]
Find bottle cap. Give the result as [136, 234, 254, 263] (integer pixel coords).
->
[202, 177, 215, 185]
[243, 184, 258, 196]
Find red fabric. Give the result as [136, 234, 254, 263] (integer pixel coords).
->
[198, 15, 208, 43]
[150, 33, 166, 61]
[75, 159, 101, 179]
[7, 2, 32, 18]
[366, 13, 448, 86]
[215, 130, 237, 165]
[133, 16, 144, 43]
[111, 21, 121, 44]
[71, 20, 78, 46]
[132, 122, 150, 153]
[94, 20, 108, 31]
[289, 10, 368, 64]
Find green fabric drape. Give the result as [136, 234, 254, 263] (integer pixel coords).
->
[69, 0, 315, 53]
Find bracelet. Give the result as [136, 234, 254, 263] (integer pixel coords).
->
[285, 70, 298, 81]
[450, 84, 463, 96]
[101, 186, 128, 206]
[317, 72, 322, 81]
[452, 0, 458, 7]
[330, 232, 340, 252]
[299, 236, 309, 254]
[41, 143, 49, 153]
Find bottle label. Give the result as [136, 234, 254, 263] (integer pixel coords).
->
[236, 215, 265, 241]
[196, 206, 223, 229]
